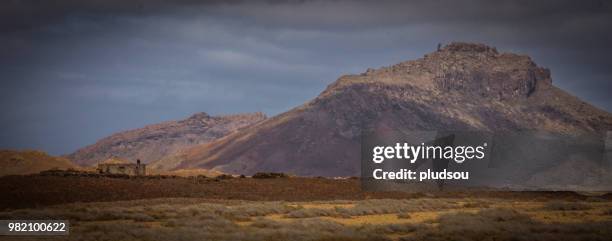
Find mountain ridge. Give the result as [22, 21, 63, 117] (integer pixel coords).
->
[67, 112, 267, 166]
[160, 42, 612, 176]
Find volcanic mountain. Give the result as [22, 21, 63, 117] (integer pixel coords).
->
[161, 43, 612, 176]
[67, 112, 266, 166]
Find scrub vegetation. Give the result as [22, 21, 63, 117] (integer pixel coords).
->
[1, 197, 611, 241]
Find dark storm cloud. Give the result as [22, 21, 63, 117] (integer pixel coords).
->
[0, 0, 611, 155]
[0, 0, 243, 32]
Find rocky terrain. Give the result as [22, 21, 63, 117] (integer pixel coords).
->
[67, 112, 266, 166]
[161, 42, 612, 176]
[0, 150, 79, 176]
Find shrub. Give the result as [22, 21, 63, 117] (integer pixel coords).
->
[543, 201, 591, 211]
[461, 202, 490, 208]
[358, 223, 421, 234]
[252, 172, 288, 179]
[397, 213, 411, 219]
[216, 174, 234, 180]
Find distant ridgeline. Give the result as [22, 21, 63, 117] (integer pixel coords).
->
[66, 112, 266, 167]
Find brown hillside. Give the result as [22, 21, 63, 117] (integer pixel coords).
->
[0, 150, 79, 176]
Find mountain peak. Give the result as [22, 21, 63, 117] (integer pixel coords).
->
[439, 42, 498, 54]
[187, 112, 211, 120]
[427, 42, 552, 99]
[326, 42, 552, 100]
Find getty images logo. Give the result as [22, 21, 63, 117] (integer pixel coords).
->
[372, 142, 488, 164]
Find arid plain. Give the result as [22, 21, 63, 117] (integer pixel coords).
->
[1, 174, 612, 241]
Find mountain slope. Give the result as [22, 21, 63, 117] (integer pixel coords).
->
[0, 150, 79, 176]
[164, 43, 612, 176]
[67, 112, 266, 166]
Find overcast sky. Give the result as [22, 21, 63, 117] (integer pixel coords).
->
[1, 0, 611, 155]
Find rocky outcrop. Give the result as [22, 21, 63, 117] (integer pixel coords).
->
[335, 42, 551, 100]
[432, 43, 550, 99]
[67, 112, 266, 166]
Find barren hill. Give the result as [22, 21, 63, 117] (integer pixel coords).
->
[0, 150, 79, 176]
[67, 112, 266, 166]
[162, 42, 611, 176]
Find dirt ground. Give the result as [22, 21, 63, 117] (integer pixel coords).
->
[0, 174, 605, 210]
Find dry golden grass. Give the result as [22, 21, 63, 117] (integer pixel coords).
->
[1, 197, 611, 241]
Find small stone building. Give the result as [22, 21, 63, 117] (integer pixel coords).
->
[96, 158, 146, 176]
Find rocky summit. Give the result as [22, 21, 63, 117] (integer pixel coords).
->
[67, 112, 266, 166]
[159, 42, 611, 177]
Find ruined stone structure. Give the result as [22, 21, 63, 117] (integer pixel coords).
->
[96, 158, 146, 176]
